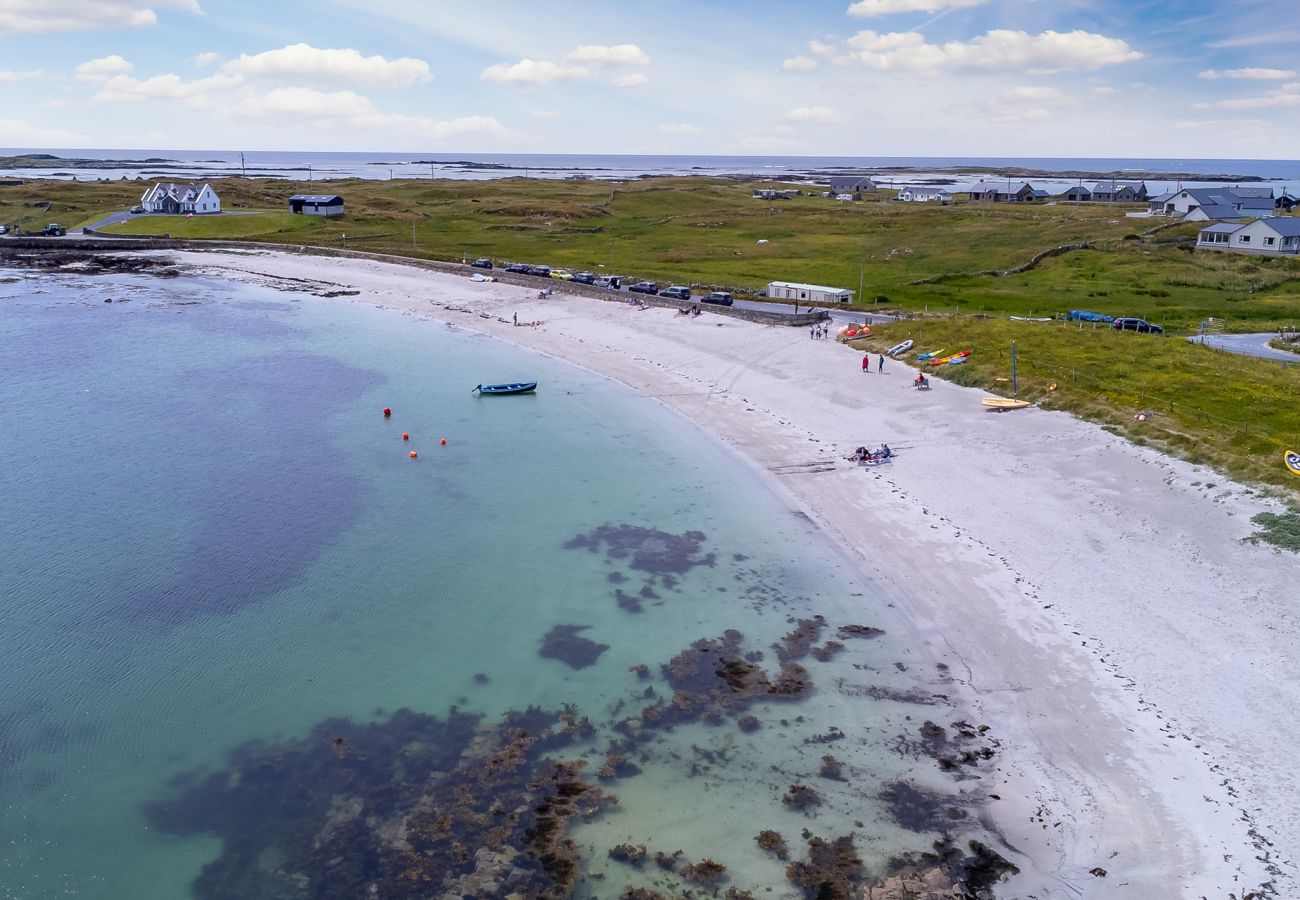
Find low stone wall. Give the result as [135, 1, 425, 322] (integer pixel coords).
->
[0, 236, 829, 327]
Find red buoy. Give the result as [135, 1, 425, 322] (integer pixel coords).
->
[383, 407, 392, 418]
[440, 438, 447, 446]
[402, 432, 410, 441]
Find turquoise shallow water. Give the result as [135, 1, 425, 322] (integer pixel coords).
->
[0, 268, 980, 898]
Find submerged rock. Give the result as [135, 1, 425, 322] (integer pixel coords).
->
[539, 623, 609, 669]
[564, 523, 714, 575]
[785, 833, 863, 899]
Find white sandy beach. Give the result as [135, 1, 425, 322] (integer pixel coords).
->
[177, 249, 1298, 898]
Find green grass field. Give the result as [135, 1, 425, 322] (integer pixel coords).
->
[4, 174, 1299, 495]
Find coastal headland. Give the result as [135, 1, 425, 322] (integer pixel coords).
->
[117, 247, 1300, 896]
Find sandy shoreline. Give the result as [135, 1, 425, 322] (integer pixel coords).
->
[174, 248, 1297, 897]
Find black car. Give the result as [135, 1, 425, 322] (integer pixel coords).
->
[659, 286, 692, 301]
[1112, 317, 1164, 335]
[527, 265, 552, 278]
[702, 291, 734, 306]
[628, 281, 658, 294]
[505, 262, 530, 274]
[470, 258, 493, 269]
[571, 272, 596, 285]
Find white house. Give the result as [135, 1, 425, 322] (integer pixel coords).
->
[1149, 187, 1273, 220]
[897, 186, 952, 203]
[140, 182, 221, 214]
[766, 280, 855, 304]
[1196, 217, 1300, 256]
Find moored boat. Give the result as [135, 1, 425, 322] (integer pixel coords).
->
[474, 381, 538, 395]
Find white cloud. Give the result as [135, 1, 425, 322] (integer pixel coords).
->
[222, 44, 431, 89]
[1005, 85, 1064, 101]
[847, 0, 985, 16]
[1093, 85, 1119, 95]
[0, 69, 43, 84]
[564, 44, 649, 67]
[1198, 67, 1296, 81]
[808, 39, 837, 56]
[613, 73, 647, 88]
[193, 51, 220, 67]
[656, 123, 702, 135]
[481, 59, 590, 86]
[1194, 82, 1300, 110]
[0, 0, 200, 34]
[785, 106, 838, 123]
[74, 55, 134, 82]
[841, 29, 1143, 75]
[0, 115, 80, 143]
[781, 56, 817, 71]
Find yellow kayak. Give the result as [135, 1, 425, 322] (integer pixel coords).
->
[982, 398, 1030, 411]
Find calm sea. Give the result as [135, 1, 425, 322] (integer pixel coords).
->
[3, 147, 1299, 191]
[0, 267, 982, 898]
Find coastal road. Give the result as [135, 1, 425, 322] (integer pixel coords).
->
[1188, 332, 1299, 363]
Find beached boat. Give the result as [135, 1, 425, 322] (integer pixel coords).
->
[474, 381, 537, 395]
[915, 348, 945, 361]
[982, 397, 1029, 411]
[887, 339, 914, 356]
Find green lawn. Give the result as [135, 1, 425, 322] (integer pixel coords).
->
[98, 210, 320, 239]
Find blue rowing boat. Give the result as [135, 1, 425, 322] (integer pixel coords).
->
[474, 381, 537, 395]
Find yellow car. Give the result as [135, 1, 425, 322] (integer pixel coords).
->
[550, 269, 574, 280]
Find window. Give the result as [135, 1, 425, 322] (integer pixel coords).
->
[1239, 235, 1251, 244]
[1265, 237, 1275, 246]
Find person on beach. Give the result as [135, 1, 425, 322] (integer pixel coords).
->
[862, 354, 870, 373]
[877, 355, 885, 373]
[810, 325, 816, 340]
[513, 312, 518, 326]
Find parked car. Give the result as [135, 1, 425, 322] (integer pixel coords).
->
[628, 281, 658, 294]
[550, 269, 574, 280]
[1112, 317, 1164, 335]
[572, 272, 596, 285]
[470, 258, 493, 269]
[594, 275, 621, 289]
[702, 291, 734, 306]
[129, 205, 145, 214]
[504, 262, 530, 274]
[659, 286, 692, 301]
[41, 224, 66, 236]
[526, 265, 551, 277]
[0, 225, 8, 235]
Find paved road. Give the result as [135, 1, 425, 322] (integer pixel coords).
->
[1188, 332, 1299, 363]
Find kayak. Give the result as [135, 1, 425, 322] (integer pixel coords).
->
[946, 356, 967, 365]
[929, 349, 971, 367]
[474, 381, 537, 395]
[915, 347, 945, 361]
[887, 339, 914, 356]
[982, 398, 1029, 410]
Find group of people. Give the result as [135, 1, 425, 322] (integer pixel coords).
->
[861, 353, 886, 373]
[809, 322, 832, 340]
[676, 304, 703, 317]
[852, 444, 893, 464]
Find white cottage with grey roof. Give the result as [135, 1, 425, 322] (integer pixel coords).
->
[897, 186, 952, 203]
[140, 182, 220, 214]
[1197, 217, 1300, 256]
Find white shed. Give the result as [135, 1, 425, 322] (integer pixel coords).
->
[766, 281, 855, 304]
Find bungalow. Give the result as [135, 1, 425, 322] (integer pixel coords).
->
[1149, 187, 1274, 219]
[140, 182, 220, 214]
[966, 180, 1040, 202]
[1197, 217, 1300, 256]
[827, 176, 876, 199]
[1060, 185, 1092, 202]
[766, 280, 855, 304]
[289, 194, 344, 217]
[753, 188, 795, 200]
[1091, 180, 1149, 202]
[1276, 191, 1299, 212]
[897, 186, 952, 203]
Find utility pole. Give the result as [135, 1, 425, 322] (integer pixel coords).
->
[1012, 341, 1019, 399]
[858, 260, 865, 306]
[240, 151, 246, 179]
[412, 222, 416, 249]
[308, 164, 312, 182]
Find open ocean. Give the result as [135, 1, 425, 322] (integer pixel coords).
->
[3, 148, 1299, 192]
[0, 266, 985, 898]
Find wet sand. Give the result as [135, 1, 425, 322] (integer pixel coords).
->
[174, 248, 1298, 898]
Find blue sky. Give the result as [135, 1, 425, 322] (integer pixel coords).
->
[1, 0, 1297, 156]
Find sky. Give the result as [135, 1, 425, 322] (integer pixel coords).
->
[1, 0, 1298, 157]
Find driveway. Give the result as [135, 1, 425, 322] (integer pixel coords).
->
[1188, 332, 1300, 364]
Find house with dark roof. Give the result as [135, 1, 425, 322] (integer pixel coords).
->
[1091, 180, 1149, 202]
[828, 175, 876, 194]
[289, 194, 345, 217]
[966, 180, 1040, 202]
[896, 185, 952, 203]
[1150, 187, 1275, 221]
[1197, 217, 1300, 256]
[141, 182, 220, 214]
[1060, 185, 1092, 202]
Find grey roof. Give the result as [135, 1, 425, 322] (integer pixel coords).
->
[290, 194, 344, 203]
[1227, 186, 1274, 199]
[1256, 217, 1300, 237]
[967, 180, 1034, 194]
[1063, 185, 1093, 194]
[1031, 189, 1051, 198]
[1148, 191, 1175, 203]
[1233, 195, 1276, 210]
[1192, 204, 1246, 220]
[1199, 222, 1242, 234]
[1091, 180, 1146, 193]
[1181, 187, 1272, 209]
[901, 185, 950, 195]
[829, 176, 875, 189]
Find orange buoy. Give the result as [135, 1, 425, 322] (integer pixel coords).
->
[440, 438, 447, 446]
[409, 450, 418, 459]
[383, 407, 392, 418]
[402, 432, 410, 441]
